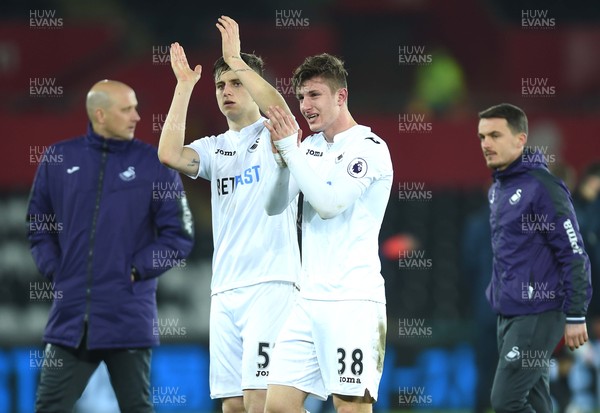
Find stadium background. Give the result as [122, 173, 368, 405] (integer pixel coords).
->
[1, 0, 599, 411]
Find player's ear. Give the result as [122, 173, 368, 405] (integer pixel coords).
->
[337, 88, 348, 106]
[95, 108, 106, 124]
[518, 132, 527, 148]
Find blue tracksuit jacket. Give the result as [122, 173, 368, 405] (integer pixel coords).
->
[27, 124, 194, 349]
[486, 149, 592, 323]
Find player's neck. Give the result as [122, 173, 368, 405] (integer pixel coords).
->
[227, 112, 261, 132]
[322, 112, 357, 143]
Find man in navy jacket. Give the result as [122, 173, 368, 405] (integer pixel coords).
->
[27, 80, 194, 412]
[478, 103, 592, 412]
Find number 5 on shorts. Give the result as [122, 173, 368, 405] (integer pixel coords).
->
[258, 342, 270, 369]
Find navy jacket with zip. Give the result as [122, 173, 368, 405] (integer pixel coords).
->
[27, 124, 194, 349]
[486, 149, 592, 321]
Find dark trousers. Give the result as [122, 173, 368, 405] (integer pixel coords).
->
[35, 337, 154, 413]
[474, 317, 498, 413]
[491, 311, 565, 413]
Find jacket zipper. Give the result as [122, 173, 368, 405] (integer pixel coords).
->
[491, 181, 502, 306]
[78, 140, 109, 348]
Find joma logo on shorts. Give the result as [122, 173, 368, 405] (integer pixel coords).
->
[255, 370, 269, 377]
[339, 376, 361, 384]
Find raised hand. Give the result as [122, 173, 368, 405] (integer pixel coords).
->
[265, 106, 301, 144]
[216, 16, 242, 64]
[169, 42, 202, 84]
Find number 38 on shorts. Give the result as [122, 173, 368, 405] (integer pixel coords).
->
[337, 348, 364, 383]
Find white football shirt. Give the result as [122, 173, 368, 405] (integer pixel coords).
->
[274, 125, 393, 303]
[186, 117, 301, 295]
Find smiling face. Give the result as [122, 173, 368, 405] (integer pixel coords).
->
[296, 76, 346, 137]
[478, 117, 527, 171]
[215, 69, 259, 128]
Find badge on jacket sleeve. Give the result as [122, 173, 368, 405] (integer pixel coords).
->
[347, 158, 367, 178]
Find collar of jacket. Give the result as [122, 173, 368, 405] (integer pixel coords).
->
[492, 147, 548, 182]
[85, 123, 134, 153]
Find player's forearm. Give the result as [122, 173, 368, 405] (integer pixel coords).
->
[28, 210, 61, 279]
[275, 136, 361, 219]
[132, 229, 194, 280]
[30, 238, 61, 279]
[540, 190, 592, 319]
[226, 57, 289, 116]
[561, 253, 591, 320]
[264, 164, 294, 215]
[158, 83, 194, 167]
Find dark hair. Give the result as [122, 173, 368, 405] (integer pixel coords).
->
[478, 103, 528, 135]
[213, 52, 265, 80]
[292, 53, 348, 93]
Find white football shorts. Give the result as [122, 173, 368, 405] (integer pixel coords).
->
[268, 298, 386, 402]
[209, 281, 297, 399]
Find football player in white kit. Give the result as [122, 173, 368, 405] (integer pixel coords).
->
[262, 54, 393, 413]
[157, 16, 301, 413]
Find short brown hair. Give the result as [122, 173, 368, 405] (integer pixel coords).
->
[292, 53, 348, 94]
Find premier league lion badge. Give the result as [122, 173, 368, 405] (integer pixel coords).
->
[347, 158, 368, 178]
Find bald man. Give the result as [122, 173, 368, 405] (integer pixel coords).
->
[27, 80, 194, 412]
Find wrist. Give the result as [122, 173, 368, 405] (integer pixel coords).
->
[566, 315, 586, 324]
[225, 56, 247, 71]
[175, 82, 195, 94]
[273, 152, 287, 168]
[274, 134, 299, 162]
